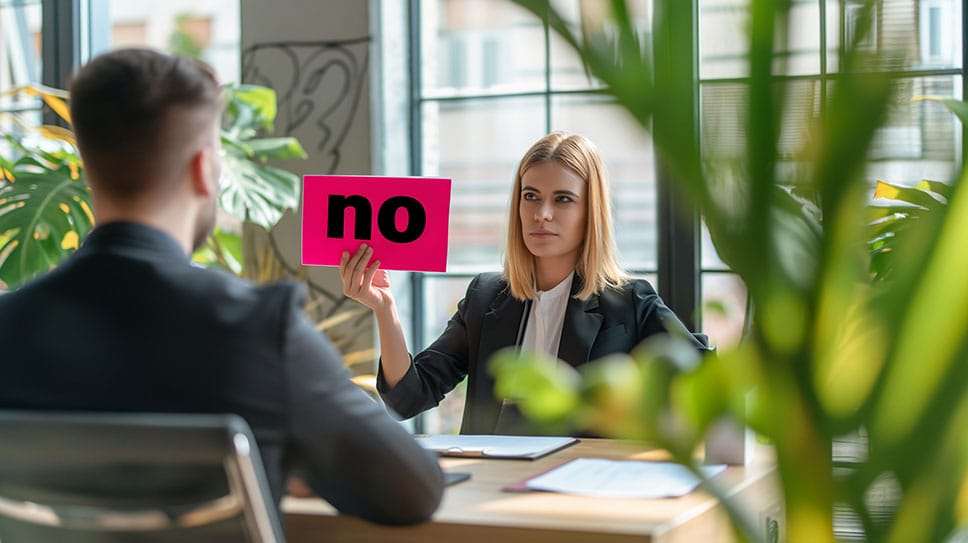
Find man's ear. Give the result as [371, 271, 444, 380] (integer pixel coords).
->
[189, 146, 216, 198]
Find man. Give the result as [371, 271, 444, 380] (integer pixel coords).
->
[0, 48, 443, 525]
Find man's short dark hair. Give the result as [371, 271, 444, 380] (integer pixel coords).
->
[69, 48, 222, 198]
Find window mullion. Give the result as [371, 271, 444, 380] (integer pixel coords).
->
[654, 0, 701, 332]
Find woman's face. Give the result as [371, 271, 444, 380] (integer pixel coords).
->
[518, 161, 588, 266]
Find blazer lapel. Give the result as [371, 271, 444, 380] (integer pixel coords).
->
[467, 289, 526, 434]
[557, 279, 603, 368]
[481, 290, 526, 360]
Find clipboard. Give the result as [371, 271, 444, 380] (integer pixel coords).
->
[444, 471, 471, 486]
[416, 434, 579, 460]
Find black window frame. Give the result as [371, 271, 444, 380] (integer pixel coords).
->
[406, 0, 701, 331]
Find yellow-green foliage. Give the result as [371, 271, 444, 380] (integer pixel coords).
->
[491, 1, 968, 541]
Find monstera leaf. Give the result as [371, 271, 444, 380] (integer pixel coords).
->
[868, 179, 950, 282]
[0, 83, 306, 288]
[219, 84, 306, 229]
[0, 86, 90, 288]
[0, 138, 92, 288]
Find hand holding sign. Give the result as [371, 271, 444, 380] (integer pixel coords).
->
[338, 243, 393, 312]
[302, 175, 452, 272]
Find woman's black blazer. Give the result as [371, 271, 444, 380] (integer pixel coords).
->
[377, 272, 707, 434]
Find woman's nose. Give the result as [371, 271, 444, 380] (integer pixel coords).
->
[534, 203, 552, 221]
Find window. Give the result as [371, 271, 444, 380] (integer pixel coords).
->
[412, 0, 660, 433]
[0, 0, 42, 87]
[103, 0, 239, 82]
[921, 0, 955, 66]
[410, 0, 966, 434]
[0, 0, 43, 144]
[699, 0, 964, 352]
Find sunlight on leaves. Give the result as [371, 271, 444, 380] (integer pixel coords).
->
[758, 287, 806, 355]
[60, 231, 79, 251]
[489, 348, 580, 424]
[577, 353, 647, 439]
[874, 165, 968, 444]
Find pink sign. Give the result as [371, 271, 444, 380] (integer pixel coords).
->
[301, 175, 451, 272]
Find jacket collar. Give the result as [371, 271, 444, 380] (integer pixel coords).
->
[482, 281, 524, 352]
[557, 274, 602, 366]
[481, 274, 604, 367]
[78, 222, 190, 264]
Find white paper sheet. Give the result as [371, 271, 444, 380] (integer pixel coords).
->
[524, 458, 727, 498]
[416, 434, 578, 459]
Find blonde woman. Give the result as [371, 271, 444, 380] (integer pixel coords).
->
[341, 132, 706, 434]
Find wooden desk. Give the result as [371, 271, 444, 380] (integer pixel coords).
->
[283, 439, 781, 543]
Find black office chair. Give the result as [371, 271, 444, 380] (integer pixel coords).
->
[0, 411, 284, 543]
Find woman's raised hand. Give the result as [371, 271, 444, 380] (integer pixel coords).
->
[339, 243, 393, 311]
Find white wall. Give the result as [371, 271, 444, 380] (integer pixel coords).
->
[240, 0, 377, 366]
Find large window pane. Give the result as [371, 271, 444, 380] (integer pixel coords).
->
[703, 1, 966, 79]
[410, 0, 964, 440]
[552, 94, 658, 270]
[700, 79, 821, 177]
[421, 0, 546, 98]
[699, 0, 750, 79]
[786, 0, 822, 75]
[422, 96, 546, 271]
[701, 272, 748, 350]
[420, 275, 475, 434]
[547, 0, 650, 91]
[701, 221, 728, 270]
[918, 0, 962, 68]
[864, 75, 963, 184]
[0, 0, 42, 157]
[106, 0, 240, 82]
[701, 0, 822, 77]
[421, 275, 475, 349]
[828, 0, 963, 73]
[549, 24, 604, 91]
[0, 0, 42, 89]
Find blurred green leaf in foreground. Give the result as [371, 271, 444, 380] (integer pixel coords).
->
[492, 1, 968, 541]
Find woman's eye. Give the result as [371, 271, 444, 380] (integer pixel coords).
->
[556, 195, 574, 203]
[523, 192, 538, 201]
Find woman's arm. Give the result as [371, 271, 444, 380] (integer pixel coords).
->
[339, 244, 411, 387]
[631, 279, 712, 352]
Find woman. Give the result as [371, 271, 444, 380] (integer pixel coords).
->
[340, 132, 707, 434]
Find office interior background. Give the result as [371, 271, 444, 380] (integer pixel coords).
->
[1, 0, 964, 434]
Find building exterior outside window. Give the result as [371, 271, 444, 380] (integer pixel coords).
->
[412, 0, 964, 434]
[0, 0, 43, 155]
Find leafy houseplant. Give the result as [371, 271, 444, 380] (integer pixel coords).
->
[490, 1, 968, 542]
[868, 178, 950, 283]
[0, 83, 305, 287]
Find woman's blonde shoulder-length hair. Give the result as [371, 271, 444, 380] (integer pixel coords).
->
[503, 131, 630, 301]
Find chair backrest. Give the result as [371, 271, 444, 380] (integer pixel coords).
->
[0, 411, 285, 543]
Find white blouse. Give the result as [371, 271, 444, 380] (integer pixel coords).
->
[521, 272, 574, 359]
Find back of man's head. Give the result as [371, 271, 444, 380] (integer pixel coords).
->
[69, 48, 222, 202]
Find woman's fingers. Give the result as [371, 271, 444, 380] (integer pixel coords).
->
[339, 251, 351, 283]
[341, 244, 375, 298]
[350, 245, 373, 283]
[362, 258, 381, 293]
